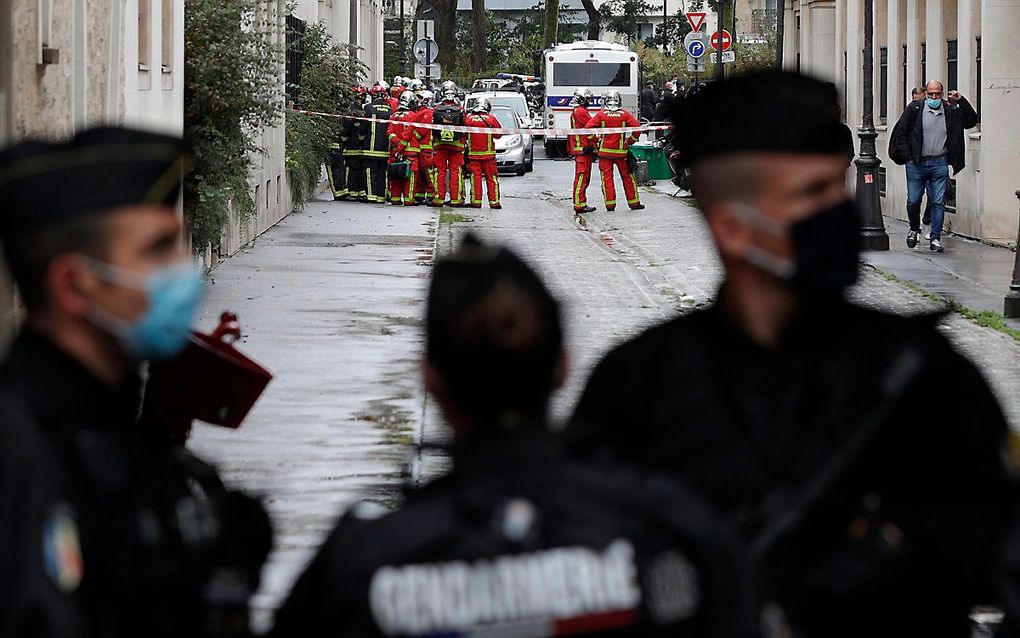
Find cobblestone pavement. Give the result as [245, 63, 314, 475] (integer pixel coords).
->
[439, 150, 1020, 430]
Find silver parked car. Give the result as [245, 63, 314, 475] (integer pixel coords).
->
[491, 106, 534, 176]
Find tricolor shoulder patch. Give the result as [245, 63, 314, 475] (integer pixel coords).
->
[42, 505, 84, 593]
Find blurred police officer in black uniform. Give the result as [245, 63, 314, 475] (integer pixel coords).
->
[568, 71, 1016, 638]
[270, 235, 758, 638]
[0, 127, 271, 638]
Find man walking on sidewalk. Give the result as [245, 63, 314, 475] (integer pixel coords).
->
[890, 80, 977, 252]
[465, 97, 502, 209]
[585, 90, 644, 212]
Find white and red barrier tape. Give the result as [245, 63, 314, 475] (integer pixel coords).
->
[289, 108, 673, 137]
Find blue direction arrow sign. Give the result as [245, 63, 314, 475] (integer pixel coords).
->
[683, 31, 708, 59]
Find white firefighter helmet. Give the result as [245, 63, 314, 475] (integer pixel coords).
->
[603, 89, 622, 112]
[571, 87, 593, 107]
[418, 90, 435, 107]
[378, 80, 390, 91]
[441, 80, 458, 102]
[409, 78, 424, 91]
[398, 90, 419, 111]
[471, 96, 491, 113]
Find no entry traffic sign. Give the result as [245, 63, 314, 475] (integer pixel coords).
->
[710, 30, 732, 51]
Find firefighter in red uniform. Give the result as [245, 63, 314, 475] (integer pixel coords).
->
[413, 90, 438, 205]
[387, 91, 420, 206]
[433, 81, 467, 207]
[585, 89, 645, 211]
[568, 87, 597, 214]
[465, 97, 503, 209]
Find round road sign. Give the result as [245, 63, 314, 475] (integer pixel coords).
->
[686, 40, 707, 58]
[412, 38, 439, 64]
[710, 30, 732, 51]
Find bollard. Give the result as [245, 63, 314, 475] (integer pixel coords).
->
[1004, 189, 1020, 318]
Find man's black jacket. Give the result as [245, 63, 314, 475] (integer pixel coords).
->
[640, 87, 659, 121]
[567, 298, 1015, 638]
[889, 97, 978, 174]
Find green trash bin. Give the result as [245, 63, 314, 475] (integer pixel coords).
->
[629, 143, 672, 181]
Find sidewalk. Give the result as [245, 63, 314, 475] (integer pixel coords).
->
[186, 195, 438, 630]
[862, 216, 1020, 331]
[644, 180, 1020, 331]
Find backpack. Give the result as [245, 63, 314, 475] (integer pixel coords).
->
[433, 105, 464, 143]
[888, 102, 920, 166]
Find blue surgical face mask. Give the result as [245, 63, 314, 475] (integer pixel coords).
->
[84, 259, 204, 361]
[926, 98, 942, 110]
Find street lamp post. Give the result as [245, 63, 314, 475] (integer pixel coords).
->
[1004, 189, 1020, 318]
[855, 0, 889, 251]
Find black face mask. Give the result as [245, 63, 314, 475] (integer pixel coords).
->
[740, 198, 861, 293]
[788, 198, 862, 291]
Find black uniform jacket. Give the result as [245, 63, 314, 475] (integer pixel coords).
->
[359, 99, 393, 157]
[568, 298, 1015, 638]
[0, 331, 271, 638]
[889, 97, 978, 174]
[270, 428, 759, 638]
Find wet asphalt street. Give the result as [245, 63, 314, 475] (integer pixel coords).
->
[189, 145, 1020, 632]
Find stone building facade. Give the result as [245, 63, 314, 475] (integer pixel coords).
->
[783, 0, 1020, 246]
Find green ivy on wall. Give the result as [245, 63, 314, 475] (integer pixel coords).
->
[184, 0, 283, 250]
[285, 22, 368, 207]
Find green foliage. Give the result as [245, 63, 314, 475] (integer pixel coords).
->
[600, 0, 656, 47]
[184, 0, 283, 250]
[285, 22, 368, 206]
[643, 15, 692, 55]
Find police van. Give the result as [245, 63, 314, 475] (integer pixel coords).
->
[542, 41, 638, 156]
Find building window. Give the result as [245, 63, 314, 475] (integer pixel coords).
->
[901, 44, 908, 111]
[266, 180, 271, 210]
[878, 167, 887, 198]
[879, 47, 888, 121]
[138, 0, 150, 70]
[920, 41, 926, 84]
[975, 37, 982, 123]
[945, 177, 957, 214]
[946, 39, 957, 92]
[842, 50, 847, 120]
[161, 0, 172, 73]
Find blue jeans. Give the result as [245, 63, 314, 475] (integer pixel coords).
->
[906, 157, 948, 239]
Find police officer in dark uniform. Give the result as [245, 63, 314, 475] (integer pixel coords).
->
[270, 235, 758, 638]
[567, 71, 1016, 638]
[0, 127, 272, 638]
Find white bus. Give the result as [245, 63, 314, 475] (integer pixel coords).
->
[542, 41, 639, 155]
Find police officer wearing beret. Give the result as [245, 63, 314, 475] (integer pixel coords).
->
[568, 71, 1016, 638]
[270, 235, 758, 638]
[0, 127, 271, 638]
